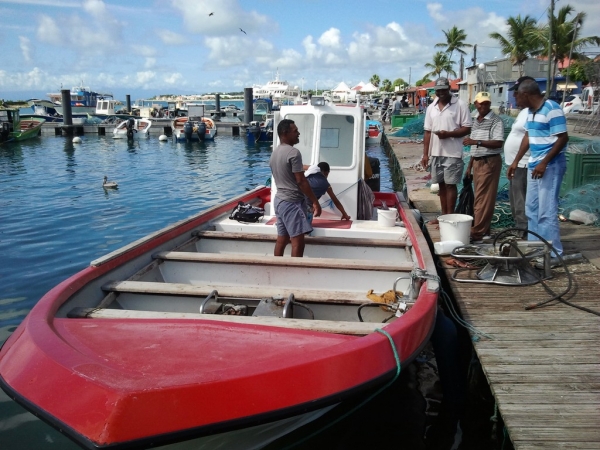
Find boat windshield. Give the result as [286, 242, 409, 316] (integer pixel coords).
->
[283, 113, 355, 168]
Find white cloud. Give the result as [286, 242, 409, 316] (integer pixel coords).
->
[318, 28, 342, 48]
[171, 0, 271, 37]
[158, 29, 186, 45]
[19, 36, 32, 62]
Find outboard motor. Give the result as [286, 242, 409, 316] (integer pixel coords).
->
[183, 120, 194, 140]
[126, 118, 135, 139]
[196, 121, 207, 141]
[247, 121, 261, 144]
[366, 156, 381, 192]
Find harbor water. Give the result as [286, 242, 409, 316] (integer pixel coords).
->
[0, 134, 397, 449]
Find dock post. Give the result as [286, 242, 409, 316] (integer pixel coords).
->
[244, 88, 253, 124]
[61, 89, 73, 136]
[215, 94, 221, 114]
[126, 95, 131, 113]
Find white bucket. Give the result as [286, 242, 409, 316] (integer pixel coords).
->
[437, 214, 473, 245]
[434, 240, 464, 255]
[378, 208, 397, 227]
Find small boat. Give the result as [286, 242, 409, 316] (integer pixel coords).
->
[112, 118, 152, 139]
[0, 105, 45, 144]
[0, 97, 439, 450]
[366, 119, 383, 145]
[172, 116, 217, 142]
[246, 115, 274, 144]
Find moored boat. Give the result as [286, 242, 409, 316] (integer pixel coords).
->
[366, 119, 383, 145]
[172, 105, 217, 142]
[47, 83, 114, 115]
[112, 118, 152, 139]
[246, 114, 274, 144]
[0, 98, 439, 450]
[0, 105, 45, 144]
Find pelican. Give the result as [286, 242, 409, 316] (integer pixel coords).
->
[103, 176, 118, 189]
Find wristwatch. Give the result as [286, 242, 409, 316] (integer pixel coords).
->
[476, 140, 481, 148]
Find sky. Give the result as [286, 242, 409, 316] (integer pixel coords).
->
[0, 0, 599, 101]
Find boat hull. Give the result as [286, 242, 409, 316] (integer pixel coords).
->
[0, 187, 438, 449]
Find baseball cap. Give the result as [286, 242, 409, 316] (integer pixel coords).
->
[474, 92, 491, 104]
[508, 76, 536, 91]
[433, 77, 450, 90]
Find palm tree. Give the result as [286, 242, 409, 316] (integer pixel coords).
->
[381, 79, 392, 92]
[424, 52, 456, 79]
[369, 74, 380, 87]
[435, 26, 472, 77]
[489, 15, 541, 77]
[540, 5, 600, 92]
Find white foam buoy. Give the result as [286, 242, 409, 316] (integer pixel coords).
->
[72, 137, 82, 144]
[158, 135, 168, 141]
[430, 183, 439, 194]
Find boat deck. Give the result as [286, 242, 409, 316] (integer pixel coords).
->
[429, 219, 600, 449]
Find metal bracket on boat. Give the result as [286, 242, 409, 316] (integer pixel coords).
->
[199, 290, 218, 314]
[402, 268, 441, 301]
[282, 294, 314, 320]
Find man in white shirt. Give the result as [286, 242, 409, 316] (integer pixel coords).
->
[504, 76, 534, 237]
[422, 77, 472, 221]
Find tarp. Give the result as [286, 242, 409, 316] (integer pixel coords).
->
[333, 82, 350, 93]
[359, 82, 378, 93]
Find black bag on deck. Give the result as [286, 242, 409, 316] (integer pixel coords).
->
[229, 202, 264, 223]
[454, 177, 474, 217]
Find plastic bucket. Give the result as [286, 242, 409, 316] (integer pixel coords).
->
[437, 214, 472, 244]
[378, 208, 397, 227]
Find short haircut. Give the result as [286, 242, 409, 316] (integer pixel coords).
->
[518, 79, 541, 96]
[318, 162, 330, 173]
[277, 119, 295, 137]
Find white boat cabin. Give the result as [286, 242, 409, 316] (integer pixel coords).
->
[272, 98, 366, 220]
[96, 99, 119, 116]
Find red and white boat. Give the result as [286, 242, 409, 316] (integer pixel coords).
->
[365, 119, 383, 145]
[0, 98, 438, 450]
[172, 104, 217, 142]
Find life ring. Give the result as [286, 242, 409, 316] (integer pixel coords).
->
[201, 117, 214, 129]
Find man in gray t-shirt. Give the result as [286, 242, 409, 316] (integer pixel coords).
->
[269, 119, 321, 257]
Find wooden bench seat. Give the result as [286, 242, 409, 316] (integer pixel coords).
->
[153, 251, 415, 272]
[193, 230, 408, 248]
[67, 307, 390, 336]
[102, 280, 379, 304]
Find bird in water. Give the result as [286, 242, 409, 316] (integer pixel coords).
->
[239, 28, 246, 34]
[103, 176, 118, 189]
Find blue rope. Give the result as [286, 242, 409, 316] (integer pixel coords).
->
[281, 328, 401, 449]
[440, 288, 494, 341]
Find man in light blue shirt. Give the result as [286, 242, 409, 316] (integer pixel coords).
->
[507, 80, 568, 255]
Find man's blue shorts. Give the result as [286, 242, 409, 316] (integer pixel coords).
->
[274, 197, 312, 238]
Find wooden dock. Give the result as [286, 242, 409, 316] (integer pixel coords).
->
[385, 132, 600, 449]
[426, 221, 600, 450]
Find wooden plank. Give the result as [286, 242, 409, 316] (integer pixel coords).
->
[194, 230, 409, 248]
[68, 307, 389, 336]
[154, 251, 415, 272]
[102, 280, 376, 304]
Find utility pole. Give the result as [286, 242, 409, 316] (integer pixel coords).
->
[473, 44, 477, 66]
[459, 55, 464, 80]
[408, 67, 411, 86]
[546, 0, 555, 99]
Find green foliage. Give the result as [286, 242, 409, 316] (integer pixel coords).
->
[416, 76, 431, 87]
[561, 58, 591, 83]
[370, 74, 381, 87]
[489, 15, 541, 77]
[435, 26, 472, 76]
[425, 52, 456, 78]
[381, 79, 392, 92]
[393, 78, 407, 88]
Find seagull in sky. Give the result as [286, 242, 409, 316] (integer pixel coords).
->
[239, 28, 247, 34]
[209, 12, 213, 16]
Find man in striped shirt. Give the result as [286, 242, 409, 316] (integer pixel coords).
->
[463, 92, 505, 243]
[507, 80, 568, 255]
